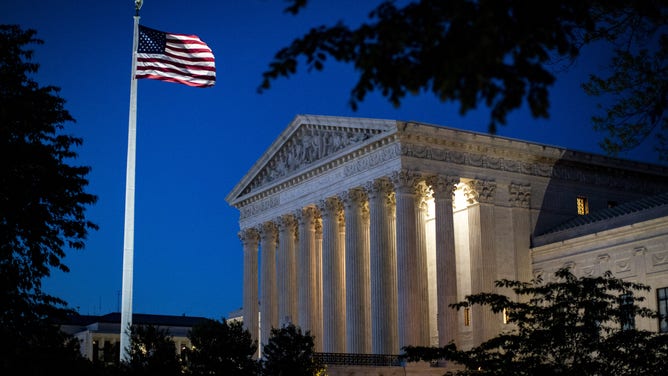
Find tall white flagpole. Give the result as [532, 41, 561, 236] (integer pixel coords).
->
[120, 0, 142, 363]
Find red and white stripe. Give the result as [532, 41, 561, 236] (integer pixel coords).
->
[136, 32, 216, 88]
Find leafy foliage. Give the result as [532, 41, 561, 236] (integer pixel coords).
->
[267, 1, 667, 160]
[402, 267, 668, 375]
[584, 35, 668, 160]
[186, 318, 258, 376]
[124, 325, 183, 376]
[260, 323, 324, 376]
[0, 23, 98, 375]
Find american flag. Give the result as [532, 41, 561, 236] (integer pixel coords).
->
[136, 25, 216, 88]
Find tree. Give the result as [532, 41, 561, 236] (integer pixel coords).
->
[186, 318, 258, 376]
[0, 24, 98, 375]
[261, 1, 668, 160]
[260, 323, 324, 376]
[583, 36, 668, 160]
[124, 324, 182, 376]
[402, 267, 668, 375]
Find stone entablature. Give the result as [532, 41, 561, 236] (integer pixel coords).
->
[228, 115, 668, 222]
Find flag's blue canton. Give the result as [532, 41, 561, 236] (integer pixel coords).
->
[138, 26, 166, 54]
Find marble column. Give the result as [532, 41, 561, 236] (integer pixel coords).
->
[319, 197, 346, 353]
[277, 214, 298, 327]
[366, 179, 399, 354]
[314, 217, 323, 352]
[260, 221, 278, 347]
[509, 183, 532, 284]
[415, 182, 431, 345]
[342, 188, 371, 354]
[392, 170, 430, 348]
[296, 207, 318, 339]
[240, 228, 260, 346]
[466, 179, 498, 344]
[429, 175, 459, 347]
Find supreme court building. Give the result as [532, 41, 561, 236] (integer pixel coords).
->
[225, 114, 668, 361]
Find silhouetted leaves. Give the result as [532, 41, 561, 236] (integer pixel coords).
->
[0, 23, 98, 376]
[187, 318, 258, 376]
[124, 325, 182, 376]
[260, 323, 324, 376]
[403, 267, 668, 375]
[266, 1, 667, 160]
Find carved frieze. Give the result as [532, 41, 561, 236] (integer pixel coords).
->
[614, 258, 633, 274]
[240, 196, 280, 220]
[652, 252, 668, 267]
[647, 251, 668, 274]
[246, 125, 381, 193]
[582, 265, 596, 277]
[400, 141, 662, 193]
[343, 144, 401, 176]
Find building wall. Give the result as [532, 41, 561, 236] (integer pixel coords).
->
[532, 215, 668, 332]
[227, 115, 668, 356]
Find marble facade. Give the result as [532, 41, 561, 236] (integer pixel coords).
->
[226, 114, 668, 355]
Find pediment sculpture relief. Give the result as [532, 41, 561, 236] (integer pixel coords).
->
[245, 125, 381, 193]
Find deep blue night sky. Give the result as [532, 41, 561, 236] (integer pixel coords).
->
[1, 0, 659, 319]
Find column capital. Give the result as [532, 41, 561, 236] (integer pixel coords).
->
[276, 214, 297, 232]
[364, 178, 393, 200]
[340, 188, 368, 209]
[315, 217, 323, 236]
[415, 181, 431, 207]
[239, 228, 260, 247]
[508, 182, 531, 208]
[295, 206, 318, 227]
[361, 201, 370, 224]
[318, 197, 343, 220]
[466, 179, 496, 205]
[427, 175, 459, 200]
[390, 169, 421, 194]
[260, 221, 278, 243]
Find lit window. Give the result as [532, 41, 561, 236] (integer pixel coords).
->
[619, 293, 635, 330]
[503, 308, 510, 324]
[577, 196, 589, 215]
[658, 287, 668, 333]
[464, 307, 471, 326]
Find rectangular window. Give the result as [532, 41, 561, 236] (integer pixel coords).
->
[577, 196, 589, 215]
[503, 308, 510, 324]
[464, 307, 471, 326]
[620, 293, 635, 330]
[658, 287, 668, 333]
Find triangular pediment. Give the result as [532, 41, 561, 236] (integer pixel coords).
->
[226, 114, 397, 204]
